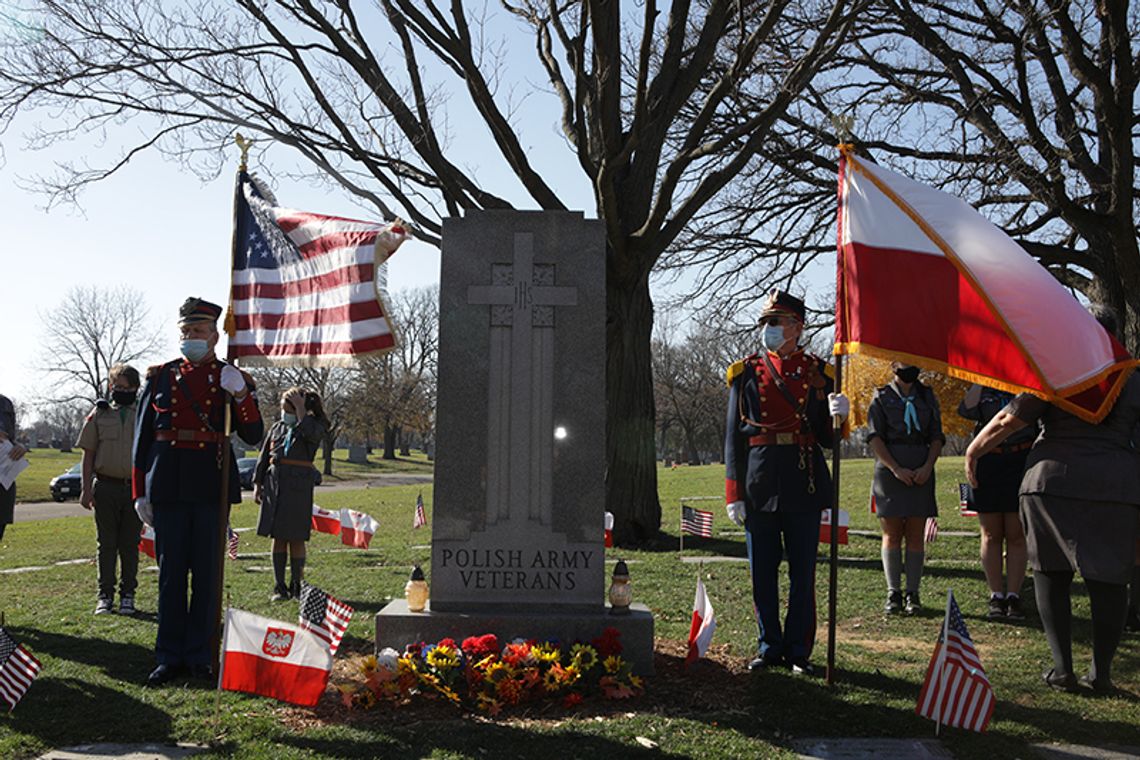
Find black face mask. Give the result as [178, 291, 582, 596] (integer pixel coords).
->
[112, 389, 137, 406]
[894, 366, 920, 384]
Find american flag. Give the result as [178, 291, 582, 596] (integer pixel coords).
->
[227, 525, 240, 560]
[958, 483, 978, 517]
[681, 506, 714, 538]
[227, 172, 409, 366]
[0, 627, 42, 711]
[916, 592, 995, 732]
[413, 492, 427, 529]
[298, 582, 354, 656]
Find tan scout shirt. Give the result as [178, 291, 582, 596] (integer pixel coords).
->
[76, 402, 136, 479]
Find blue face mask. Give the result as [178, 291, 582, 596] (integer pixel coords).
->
[282, 412, 298, 426]
[180, 339, 210, 363]
[761, 324, 785, 352]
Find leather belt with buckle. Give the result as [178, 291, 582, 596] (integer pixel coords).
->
[748, 432, 816, 447]
[271, 457, 315, 468]
[155, 429, 225, 443]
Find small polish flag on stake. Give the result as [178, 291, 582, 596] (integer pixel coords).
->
[604, 511, 614, 548]
[686, 570, 716, 666]
[311, 505, 342, 535]
[819, 509, 849, 545]
[340, 509, 379, 549]
[138, 524, 156, 559]
[219, 608, 332, 707]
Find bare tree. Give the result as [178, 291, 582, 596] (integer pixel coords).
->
[669, 1, 1140, 354]
[36, 286, 164, 405]
[344, 286, 439, 459]
[38, 399, 88, 452]
[0, 0, 858, 542]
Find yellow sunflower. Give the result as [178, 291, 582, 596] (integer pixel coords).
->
[603, 655, 623, 674]
[426, 645, 460, 670]
[570, 643, 598, 670]
[358, 654, 378, 676]
[486, 661, 511, 683]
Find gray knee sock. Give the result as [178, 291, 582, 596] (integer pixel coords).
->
[905, 551, 925, 594]
[882, 547, 902, 592]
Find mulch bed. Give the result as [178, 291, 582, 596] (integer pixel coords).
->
[277, 638, 751, 730]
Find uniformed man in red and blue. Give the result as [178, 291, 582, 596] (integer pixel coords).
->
[724, 290, 849, 676]
[132, 297, 263, 687]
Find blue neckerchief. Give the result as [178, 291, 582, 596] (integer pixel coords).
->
[902, 393, 922, 435]
[282, 421, 296, 453]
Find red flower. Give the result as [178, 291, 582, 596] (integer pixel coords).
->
[461, 633, 500, 658]
[562, 692, 584, 708]
[438, 637, 458, 649]
[591, 627, 623, 657]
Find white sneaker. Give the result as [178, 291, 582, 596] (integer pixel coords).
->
[119, 595, 136, 615]
[94, 597, 114, 615]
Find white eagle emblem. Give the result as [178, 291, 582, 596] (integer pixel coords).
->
[262, 627, 294, 658]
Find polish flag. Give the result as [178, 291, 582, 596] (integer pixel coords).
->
[686, 577, 716, 665]
[138, 524, 156, 559]
[837, 147, 1137, 423]
[818, 508, 849, 545]
[311, 504, 341, 535]
[339, 509, 379, 549]
[219, 608, 332, 707]
[604, 511, 614, 548]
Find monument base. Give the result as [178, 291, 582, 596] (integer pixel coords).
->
[375, 600, 655, 675]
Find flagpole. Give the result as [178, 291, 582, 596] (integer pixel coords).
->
[826, 354, 843, 686]
[211, 137, 247, 676]
[934, 588, 953, 737]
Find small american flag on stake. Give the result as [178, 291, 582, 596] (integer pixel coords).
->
[681, 505, 714, 538]
[958, 483, 978, 517]
[916, 590, 994, 733]
[227, 525, 241, 560]
[0, 627, 42, 711]
[298, 582, 354, 656]
[413, 492, 427, 529]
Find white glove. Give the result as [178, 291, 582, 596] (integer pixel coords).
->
[726, 501, 746, 526]
[828, 392, 850, 420]
[134, 497, 154, 527]
[220, 365, 247, 395]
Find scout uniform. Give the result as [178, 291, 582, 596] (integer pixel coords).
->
[958, 386, 1035, 514]
[133, 299, 263, 677]
[724, 291, 837, 671]
[866, 380, 944, 518]
[77, 394, 140, 611]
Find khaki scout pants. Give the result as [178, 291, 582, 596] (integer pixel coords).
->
[93, 478, 142, 599]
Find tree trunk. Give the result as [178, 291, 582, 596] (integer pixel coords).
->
[321, 430, 335, 476]
[383, 425, 398, 460]
[399, 427, 411, 457]
[605, 271, 661, 544]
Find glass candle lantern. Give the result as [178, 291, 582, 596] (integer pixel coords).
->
[608, 559, 632, 614]
[405, 565, 429, 612]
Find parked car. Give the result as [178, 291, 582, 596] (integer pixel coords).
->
[50, 462, 83, 502]
[236, 457, 258, 490]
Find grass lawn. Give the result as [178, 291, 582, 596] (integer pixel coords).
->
[11, 448, 433, 504]
[0, 458, 1136, 759]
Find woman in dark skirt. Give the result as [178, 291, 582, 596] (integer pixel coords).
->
[966, 305, 1140, 693]
[254, 387, 328, 601]
[867, 363, 944, 615]
[958, 384, 1034, 620]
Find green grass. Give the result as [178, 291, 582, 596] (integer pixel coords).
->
[12, 448, 432, 505]
[0, 459, 1136, 759]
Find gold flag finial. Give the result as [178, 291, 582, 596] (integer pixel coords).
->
[235, 133, 253, 171]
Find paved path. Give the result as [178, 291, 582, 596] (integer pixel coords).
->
[13, 473, 433, 522]
[40, 744, 205, 759]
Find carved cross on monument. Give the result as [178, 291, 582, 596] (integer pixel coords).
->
[467, 232, 577, 529]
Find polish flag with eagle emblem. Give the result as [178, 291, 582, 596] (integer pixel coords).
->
[835, 147, 1136, 422]
[219, 608, 332, 706]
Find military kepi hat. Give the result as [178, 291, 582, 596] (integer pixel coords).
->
[759, 290, 805, 322]
[178, 297, 223, 326]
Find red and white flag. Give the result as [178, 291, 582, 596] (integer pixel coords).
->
[916, 591, 994, 732]
[0, 627, 42, 711]
[339, 509, 379, 549]
[819, 508, 849, 545]
[138, 524, 156, 559]
[836, 148, 1137, 423]
[226, 172, 409, 366]
[413, 492, 427, 530]
[604, 511, 614, 548]
[311, 504, 342, 535]
[686, 577, 717, 665]
[219, 608, 332, 707]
